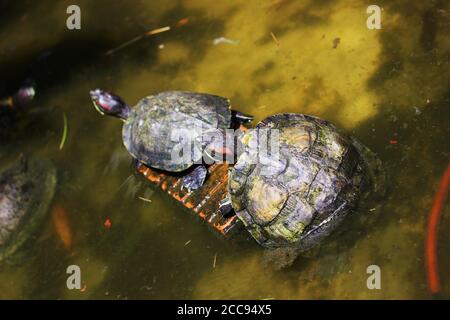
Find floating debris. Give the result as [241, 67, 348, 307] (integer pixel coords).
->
[104, 217, 112, 229]
[414, 106, 422, 115]
[213, 253, 217, 269]
[213, 37, 239, 46]
[332, 37, 341, 48]
[184, 240, 191, 246]
[270, 32, 280, 47]
[140, 285, 153, 291]
[106, 26, 171, 55]
[176, 18, 189, 27]
[59, 112, 68, 150]
[158, 44, 165, 49]
[388, 114, 398, 122]
[52, 203, 73, 250]
[147, 26, 171, 36]
[138, 196, 152, 203]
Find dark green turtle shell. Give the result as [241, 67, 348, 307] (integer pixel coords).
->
[0, 158, 57, 263]
[123, 91, 232, 172]
[229, 113, 384, 250]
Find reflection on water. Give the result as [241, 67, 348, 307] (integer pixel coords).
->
[0, 0, 449, 299]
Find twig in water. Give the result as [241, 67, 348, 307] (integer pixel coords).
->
[106, 26, 171, 55]
[138, 196, 152, 203]
[146, 26, 171, 36]
[213, 37, 239, 46]
[213, 253, 217, 269]
[270, 32, 280, 47]
[59, 112, 68, 150]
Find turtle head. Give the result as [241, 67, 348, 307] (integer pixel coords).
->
[90, 89, 130, 120]
[204, 128, 236, 164]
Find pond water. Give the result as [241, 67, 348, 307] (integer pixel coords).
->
[0, 0, 449, 299]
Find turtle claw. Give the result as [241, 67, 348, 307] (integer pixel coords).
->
[181, 165, 207, 192]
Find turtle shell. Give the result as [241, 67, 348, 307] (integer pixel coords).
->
[0, 159, 57, 262]
[123, 91, 232, 172]
[229, 113, 382, 250]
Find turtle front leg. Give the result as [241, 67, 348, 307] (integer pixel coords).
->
[181, 165, 208, 192]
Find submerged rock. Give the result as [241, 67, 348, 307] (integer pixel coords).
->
[0, 157, 57, 263]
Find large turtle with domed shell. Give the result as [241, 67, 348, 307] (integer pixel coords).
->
[90, 89, 253, 191]
[222, 113, 385, 255]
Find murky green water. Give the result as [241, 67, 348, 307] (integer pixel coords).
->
[0, 0, 449, 299]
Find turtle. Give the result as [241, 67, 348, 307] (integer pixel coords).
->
[222, 113, 385, 255]
[90, 89, 253, 191]
[0, 83, 35, 111]
[0, 83, 36, 140]
[0, 156, 57, 263]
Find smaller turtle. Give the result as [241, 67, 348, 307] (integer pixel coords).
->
[222, 113, 385, 257]
[0, 83, 36, 140]
[0, 156, 57, 263]
[0, 83, 35, 111]
[90, 89, 253, 191]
